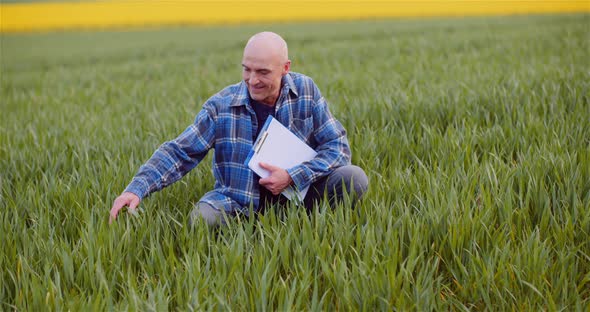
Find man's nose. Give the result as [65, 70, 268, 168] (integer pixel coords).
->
[249, 72, 259, 85]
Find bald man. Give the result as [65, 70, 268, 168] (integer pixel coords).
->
[110, 32, 368, 226]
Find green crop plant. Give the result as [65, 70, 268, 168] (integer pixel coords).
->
[1, 13, 589, 311]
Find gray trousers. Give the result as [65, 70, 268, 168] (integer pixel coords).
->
[190, 165, 368, 226]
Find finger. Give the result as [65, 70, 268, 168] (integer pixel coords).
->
[109, 205, 122, 224]
[109, 198, 128, 224]
[262, 184, 278, 195]
[128, 196, 140, 210]
[259, 182, 277, 195]
[259, 162, 278, 171]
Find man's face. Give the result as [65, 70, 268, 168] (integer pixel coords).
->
[242, 48, 290, 106]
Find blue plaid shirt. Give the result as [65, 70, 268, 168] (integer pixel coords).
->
[124, 72, 351, 214]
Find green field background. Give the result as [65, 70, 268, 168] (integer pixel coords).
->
[1, 14, 590, 310]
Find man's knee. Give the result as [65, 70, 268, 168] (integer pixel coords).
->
[189, 202, 228, 227]
[329, 165, 369, 199]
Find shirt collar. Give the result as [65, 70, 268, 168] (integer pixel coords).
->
[229, 73, 298, 107]
[282, 73, 299, 98]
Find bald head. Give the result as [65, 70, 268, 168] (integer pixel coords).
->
[241, 32, 291, 106]
[244, 31, 289, 63]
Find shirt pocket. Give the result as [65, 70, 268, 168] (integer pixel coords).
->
[289, 117, 314, 143]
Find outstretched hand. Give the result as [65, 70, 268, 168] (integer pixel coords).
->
[109, 192, 141, 224]
[258, 162, 293, 195]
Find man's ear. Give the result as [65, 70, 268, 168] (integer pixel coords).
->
[283, 60, 291, 75]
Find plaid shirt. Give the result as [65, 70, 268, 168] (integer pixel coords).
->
[124, 72, 351, 214]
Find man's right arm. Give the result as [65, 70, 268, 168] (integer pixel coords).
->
[109, 106, 217, 223]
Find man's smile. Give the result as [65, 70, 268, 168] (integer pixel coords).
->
[250, 84, 266, 93]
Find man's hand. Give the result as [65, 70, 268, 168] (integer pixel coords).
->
[258, 162, 293, 195]
[109, 192, 141, 224]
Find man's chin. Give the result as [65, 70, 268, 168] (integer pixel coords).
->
[249, 92, 265, 101]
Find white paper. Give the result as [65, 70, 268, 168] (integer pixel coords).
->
[247, 117, 317, 202]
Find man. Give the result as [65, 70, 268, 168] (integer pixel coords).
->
[109, 32, 368, 226]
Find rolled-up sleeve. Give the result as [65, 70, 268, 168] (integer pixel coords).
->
[287, 84, 351, 192]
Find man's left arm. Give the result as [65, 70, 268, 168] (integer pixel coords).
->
[286, 89, 351, 192]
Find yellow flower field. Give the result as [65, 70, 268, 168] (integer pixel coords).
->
[1, 0, 589, 32]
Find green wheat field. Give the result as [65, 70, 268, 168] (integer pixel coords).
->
[1, 14, 589, 310]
